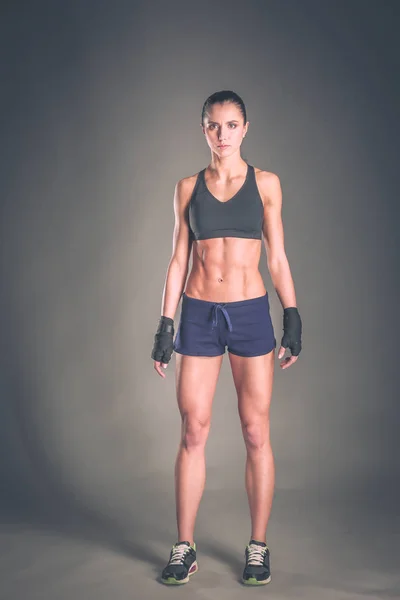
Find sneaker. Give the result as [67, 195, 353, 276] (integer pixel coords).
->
[161, 541, 198, 585]
[242, 539, 271, 585]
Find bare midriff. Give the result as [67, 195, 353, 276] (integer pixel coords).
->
[185, 237, 267, 303]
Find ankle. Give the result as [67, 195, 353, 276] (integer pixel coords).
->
[250, 537, 266, 545]
[177, 538, 195, 547]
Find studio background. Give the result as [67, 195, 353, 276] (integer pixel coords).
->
[1, 1, 399, 598]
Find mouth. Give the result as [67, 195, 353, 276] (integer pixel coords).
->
[218, 145, 229, 149]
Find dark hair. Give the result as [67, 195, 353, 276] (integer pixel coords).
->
[201, 90, 247, 126]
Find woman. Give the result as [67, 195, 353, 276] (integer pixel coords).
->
[151, 90, 302, 586]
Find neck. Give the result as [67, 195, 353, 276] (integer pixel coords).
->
[208, 154, 248, 179]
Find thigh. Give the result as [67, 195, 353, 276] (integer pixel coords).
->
[173, 294, 225, 357]
[228, 349, 275, 422]
[175, 354, 224, 420]
[226, 294, 276, 358]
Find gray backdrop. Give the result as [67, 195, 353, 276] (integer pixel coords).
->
[1, 1, 399, 598]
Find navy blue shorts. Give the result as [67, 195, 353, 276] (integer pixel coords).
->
[173, 292, 276, 357]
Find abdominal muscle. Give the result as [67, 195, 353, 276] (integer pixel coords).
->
[184, 237, 267, 303]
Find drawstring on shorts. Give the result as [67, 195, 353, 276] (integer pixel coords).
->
[211, 303, 233, 332]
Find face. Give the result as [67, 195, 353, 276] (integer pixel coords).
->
[201, 102, 248, 156]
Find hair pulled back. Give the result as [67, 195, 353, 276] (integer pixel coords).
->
[201, 90, 247, 126]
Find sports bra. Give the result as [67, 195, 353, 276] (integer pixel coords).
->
[188, 163, 264, 241]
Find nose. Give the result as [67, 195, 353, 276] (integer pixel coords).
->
[218, 125, 229, 140]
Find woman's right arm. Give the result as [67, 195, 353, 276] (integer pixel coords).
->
[159, 176, 194, 320]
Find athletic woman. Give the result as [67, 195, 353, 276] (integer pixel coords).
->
[151, 90, 302, 586]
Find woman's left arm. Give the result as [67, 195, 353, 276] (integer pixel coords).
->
[259, 171, 302, 369]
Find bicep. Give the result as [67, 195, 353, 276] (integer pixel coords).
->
[171, 179, 193, 268]
[261, 173, 286, 265]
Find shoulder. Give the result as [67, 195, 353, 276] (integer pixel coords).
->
[253, 166, 281, 189]
[177, 170, 202, 192]
[173, 170, 202, 211]
[253, 167, 282, 208]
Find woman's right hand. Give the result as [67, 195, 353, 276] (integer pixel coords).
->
[153, 359, 169, 378]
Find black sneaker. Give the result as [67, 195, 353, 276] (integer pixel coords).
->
[161, 541, 198, 585]
[242, 539, 271, 585]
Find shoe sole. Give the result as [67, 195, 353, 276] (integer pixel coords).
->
[242, 575, 271, 585]
[161, 561, 198, 585]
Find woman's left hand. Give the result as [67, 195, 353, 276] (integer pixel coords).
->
[278, 346, 299, 369]
[279, 307, 302, 369]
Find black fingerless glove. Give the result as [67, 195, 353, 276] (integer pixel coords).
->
[281, 307, 302, 357]
[151, 316, 175, 364]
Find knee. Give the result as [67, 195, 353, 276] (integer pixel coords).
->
[182, 415, 210, 450]
[242, 420, 269, 451]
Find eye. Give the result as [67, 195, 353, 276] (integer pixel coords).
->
[229, 123, 237, 128]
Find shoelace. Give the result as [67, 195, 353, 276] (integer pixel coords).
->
[247, 544, 266, 565]
[169, 543, 191, 564]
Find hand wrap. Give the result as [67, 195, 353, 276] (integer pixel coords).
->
[281, 307, 302, 356]
[151, 316, 175, 364]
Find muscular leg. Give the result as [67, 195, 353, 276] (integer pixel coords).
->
[174, 353, 223, 545]
[229, 349, 275, 543]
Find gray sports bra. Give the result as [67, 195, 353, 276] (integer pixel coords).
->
[188, 163, 264, 241]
